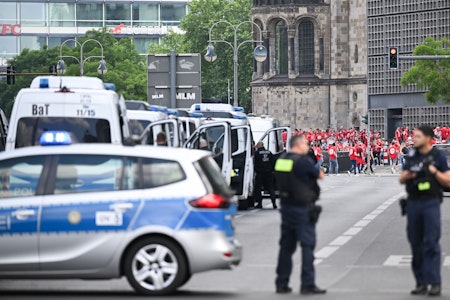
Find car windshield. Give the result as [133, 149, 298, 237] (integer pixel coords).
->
[15, 117, 111, 149]
[126, 101, 148, 111]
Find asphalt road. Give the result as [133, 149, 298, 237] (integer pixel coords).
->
[1, 175, 450, 300]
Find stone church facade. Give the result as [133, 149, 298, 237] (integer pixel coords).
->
[252, 0, 367, 130]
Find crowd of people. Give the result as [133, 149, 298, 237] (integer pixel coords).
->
[282, 126, 450, 175]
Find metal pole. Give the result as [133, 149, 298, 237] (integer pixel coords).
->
[233, 29, 238, 106]
[399, 55, 450, 60]
[170, 50, 177, 109]
[80, 43, 84, 76]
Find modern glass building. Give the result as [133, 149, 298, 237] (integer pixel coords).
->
[0, 0, 189, 59]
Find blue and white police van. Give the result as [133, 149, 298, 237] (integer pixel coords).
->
[5, 76, 130, 151]
[0, 131, 241, 295]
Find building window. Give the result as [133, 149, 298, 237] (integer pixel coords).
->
[76, 3, 103, 27]
[354, 44, 359, 63]
[319, 38, 324, 71]
[132, 4, 159, 26]
[0, 36, 18, 57]
[298, 20, 315, 74]
[105, 3, 131, 26]
[20, 3, 46, 26]
[20, 36, 46, 52]
[0, 2, 17, 23]
[161, 4, 186, 26]
[275, 20, 288, 75]
[134, 38, 159, 54]
[49, 3, 75, 27]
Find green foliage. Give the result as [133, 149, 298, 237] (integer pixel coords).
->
[401, 37, 450, 104]
[0, 28, 146, 117]
[149, 0, 254, 111]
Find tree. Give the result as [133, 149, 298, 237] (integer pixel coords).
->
[401, 37, 450, 104]
[0, 28, 147, 117]
[149, 0, 254, 112]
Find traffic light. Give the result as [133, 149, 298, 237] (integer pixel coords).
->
[6, 65, 15, 85]
[389, 47, 398, 69]
[361, 114, 369, 125]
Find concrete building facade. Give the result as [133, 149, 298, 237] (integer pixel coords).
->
[251, 0, 367, 130]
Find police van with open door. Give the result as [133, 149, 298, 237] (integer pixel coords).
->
[6, 76, 130, 151]
[185, 120, 291, 210]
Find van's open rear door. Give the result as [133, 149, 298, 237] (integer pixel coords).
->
[258, 126, 292, 157]
[184, 121, 232, 185]
[140, 119, 181, 147]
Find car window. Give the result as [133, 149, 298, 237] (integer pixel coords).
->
[194, 156, 233, 197]
[15, 117, 112, 149]
[54, 155, 131, 194]
[0, 156, 46, 199]
[141, 158, 186, 188]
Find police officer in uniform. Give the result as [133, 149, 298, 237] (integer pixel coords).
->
[399, 126, 450, 297]
[254, 142, 277, 209]
[274, 135, 326, 295]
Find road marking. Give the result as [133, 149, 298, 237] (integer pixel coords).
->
[315, 246, 339, 259]
[383, 255, 411, 266]
[343, 227, 362, 236]
[444, 256, 450, 267]
[314, 192, 406, 265]
[329, 236, 352, 246]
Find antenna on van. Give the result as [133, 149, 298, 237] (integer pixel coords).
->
[59, 77, 62, 89]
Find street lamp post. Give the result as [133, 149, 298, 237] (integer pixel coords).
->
[205, 21, 267, 106]
[57, 39, 107, 76]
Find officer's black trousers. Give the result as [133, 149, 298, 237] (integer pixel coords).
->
[407, 198, 441, 286]
[254, 171, 276, 206]
[276, 203, 316, 290]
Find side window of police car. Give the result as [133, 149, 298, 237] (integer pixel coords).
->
[0, 156, 46, 199]
[141, 158, 186, 189]
[53, 155, 139, 194]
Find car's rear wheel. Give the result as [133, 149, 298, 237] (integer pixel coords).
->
[124, 237, 188, 295]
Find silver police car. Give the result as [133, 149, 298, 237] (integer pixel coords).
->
[0, 132, 241, 295]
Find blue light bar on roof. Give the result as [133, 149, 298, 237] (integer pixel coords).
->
[103, 83, 116, 91]
[189, 112, 204, 118]
[149, 105, 168, 114]
[233, 106, 244, 112]
[233, 115, 247, 120]
[195, 104, 201, 111]
[39, 131, 72, 146]
[167, 109, 178, 116]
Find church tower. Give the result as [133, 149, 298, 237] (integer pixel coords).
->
[252, 0, 367, 130]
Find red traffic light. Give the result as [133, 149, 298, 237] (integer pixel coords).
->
[390, 48, 397, 55]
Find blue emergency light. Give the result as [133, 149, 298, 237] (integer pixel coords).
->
[103, 83, 116, 91]
[149, 105, 169, 114]
[233, 106, 244, 112]
[167, 109, 179, 116]
[39, 78, 49, 88]
[189, 112, 204, 118]
[233, 115, 247, 120]
[39, 131, 72, 146]
[194, 104, 201, 111]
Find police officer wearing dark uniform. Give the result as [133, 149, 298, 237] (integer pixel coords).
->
[254, 142, 277, 209]
[399, 125, 450, 297]
[274, 135, 326, 295]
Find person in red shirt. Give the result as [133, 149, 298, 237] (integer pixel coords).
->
[395, 127, 402, 142]
[347, 142, 357, 175]
[388, 141, 399, 173]
[312, 141, 323, 169]
[328, 143, 339, 175]
[355, 142, 365, 174]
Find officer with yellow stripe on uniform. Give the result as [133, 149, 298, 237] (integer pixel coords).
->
[273, 135, 326, 295]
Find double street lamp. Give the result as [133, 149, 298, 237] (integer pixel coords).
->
[57, 39, 107, 76]
[205, 20, 267, 106]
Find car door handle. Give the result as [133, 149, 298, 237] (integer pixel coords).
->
[12, 209, 35, 220]
[109, 203, 134, 212]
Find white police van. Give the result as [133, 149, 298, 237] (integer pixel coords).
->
[248, 115, 280, 144]
[185, 119, 291, 210]
[5, 76, 130, 151]
[0, 131, 241, 295]
[127, 107, 182, 147]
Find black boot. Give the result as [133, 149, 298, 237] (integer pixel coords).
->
[410, 285, 428, 295]
[428, 285, 441, 297]
[272, 200, 277, 209]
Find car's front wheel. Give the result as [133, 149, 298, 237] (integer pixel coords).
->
[124, 237, 188, 295]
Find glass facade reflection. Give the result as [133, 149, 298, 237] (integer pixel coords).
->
[0, 1, 189, 58]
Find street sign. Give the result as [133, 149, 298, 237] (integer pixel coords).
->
[147, 53, 201, 108]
